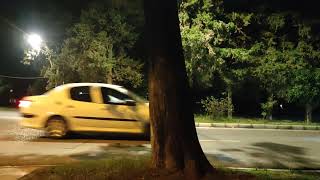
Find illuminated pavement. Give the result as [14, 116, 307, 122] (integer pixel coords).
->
[197, 127, 320, 169]
[0, 109, 320, 170]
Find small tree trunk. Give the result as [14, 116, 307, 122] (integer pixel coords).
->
[305, 103, 312, 124]
[144, 0, 213, 178]
[267, 94, 274, 120]
[227, 85, 233, 119]
[107, 45, 113, 84]
[268, 114, 273, 120]
[107, 71, 113, 84]
[55, 67, 59, 87]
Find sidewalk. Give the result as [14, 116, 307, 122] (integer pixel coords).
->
[0, 166, 40, 180]
[196, 122, 320, 130]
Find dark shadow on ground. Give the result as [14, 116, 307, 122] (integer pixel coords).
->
[28, 132, 150, 144]
[0, 142, 151, 166]
[69, 143, 151, 161]
[248, 142, 320, 169]
[218, 142, 320, 169]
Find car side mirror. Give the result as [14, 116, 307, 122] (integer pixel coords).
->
[125, 99, 136, 106]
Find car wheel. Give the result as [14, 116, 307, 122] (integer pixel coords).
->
[46, 117, 67, 138]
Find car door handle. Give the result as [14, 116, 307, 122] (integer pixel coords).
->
[66, 105, 74, 109]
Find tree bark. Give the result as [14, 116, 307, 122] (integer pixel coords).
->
[226, 85, 233, 119]
[144, 0, 213, 178]
[107, 46, 113, 84]
[305, 103, 312, 124]
[107, 72, 113, 84]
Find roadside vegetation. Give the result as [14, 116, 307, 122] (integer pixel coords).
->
[21, 157, 320, 180]
[195, 114, 320, 126]
[197, 96, 320, 126]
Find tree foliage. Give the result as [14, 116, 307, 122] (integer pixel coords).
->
[250, 12, 320, 121]
[180, 0, 253, 89]
[23, 1, 144, 90]
[179, 0, 320, 122]
[179, 0, 254, 118]
[44, 2, 143, 89]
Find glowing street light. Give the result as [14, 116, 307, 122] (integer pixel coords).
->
[25, 33, 53, 68]
[27, 33, 43, 51]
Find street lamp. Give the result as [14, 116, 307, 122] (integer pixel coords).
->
[25, 33, 53, 67]
[27, 33, 42, 52]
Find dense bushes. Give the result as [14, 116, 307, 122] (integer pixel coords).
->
[201, 96, 233, 118]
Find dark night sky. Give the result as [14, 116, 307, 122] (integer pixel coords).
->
[0, 0, 320, 78]
[0, 0, 90, 77]
[225, 0, 320, 13]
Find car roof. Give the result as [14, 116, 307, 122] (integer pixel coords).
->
[57, 83, 123, 88]
[53, 83, 128, 93]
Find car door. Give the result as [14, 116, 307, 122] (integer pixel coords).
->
[95, 87, 143, 133]
[63, 85, 113, 132]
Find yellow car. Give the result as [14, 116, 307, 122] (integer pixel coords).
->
[19, 83, 150, 138]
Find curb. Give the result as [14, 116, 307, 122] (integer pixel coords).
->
[195, 123, 320, 130]
[226, 167, 320, 173]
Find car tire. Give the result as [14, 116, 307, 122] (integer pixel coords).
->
[46, 117, 68, 138]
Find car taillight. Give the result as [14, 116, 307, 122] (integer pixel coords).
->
[18, 100, 32, 108]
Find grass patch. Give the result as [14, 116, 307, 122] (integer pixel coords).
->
[21, 157, 320, 180]
[0, 155, 77, 166]
[195, 114, 320, 126]
[21, 157, 150, 180]
[238, 169, 320, 180]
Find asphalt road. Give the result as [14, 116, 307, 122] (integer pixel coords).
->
[0, 110, 320, 169]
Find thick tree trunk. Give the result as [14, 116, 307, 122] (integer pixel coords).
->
[144, 0, 213, 178]
[305, 103, 312, 124]
[226, 85, 233, 119]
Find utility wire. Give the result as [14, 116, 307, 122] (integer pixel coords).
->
[0, 16, 45, 80]
[0, 74, 46, 79]
[0, 15, 27, 35]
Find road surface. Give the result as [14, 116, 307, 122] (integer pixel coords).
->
[0, 109, 320, 169]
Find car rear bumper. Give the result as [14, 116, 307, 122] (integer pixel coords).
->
[20, 114, 45, 130]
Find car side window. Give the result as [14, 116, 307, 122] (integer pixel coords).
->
[101, 87, 132, 104]
[70, 86, 92, 102]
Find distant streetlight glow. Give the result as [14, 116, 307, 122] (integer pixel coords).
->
[27, 33, 42, 51]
